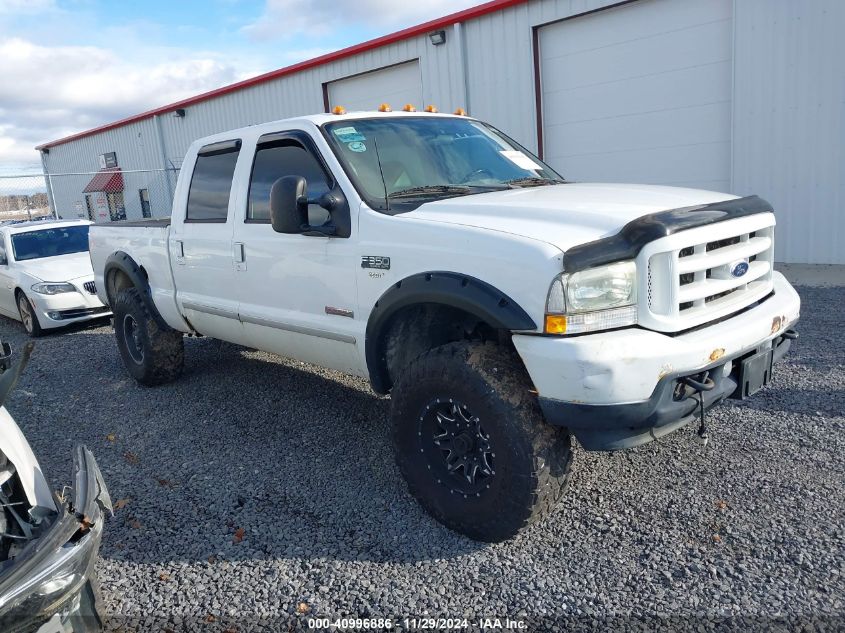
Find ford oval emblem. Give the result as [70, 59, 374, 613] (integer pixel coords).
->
[730, 260, 750, 278]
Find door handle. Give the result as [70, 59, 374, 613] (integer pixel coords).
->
[173, 239, 185, 265]
[233, 242, 247, 271]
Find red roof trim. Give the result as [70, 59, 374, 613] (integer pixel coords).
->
[37, 0, 528, 150]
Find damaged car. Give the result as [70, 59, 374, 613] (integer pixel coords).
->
[0, 340, 112, 632]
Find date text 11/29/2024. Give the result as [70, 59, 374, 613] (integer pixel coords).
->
[307, 617, 527, 629]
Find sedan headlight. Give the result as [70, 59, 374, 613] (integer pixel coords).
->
[30, 282, 76, 295]
[544, 261, 638, 335]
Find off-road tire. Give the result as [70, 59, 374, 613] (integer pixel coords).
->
[16, 291, 43, 338]
[113, 287, 184, 386]
[391, 341, 572, 542]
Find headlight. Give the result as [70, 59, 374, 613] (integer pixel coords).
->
[30, 282, 76, 295]
[544, 261, 638, 335]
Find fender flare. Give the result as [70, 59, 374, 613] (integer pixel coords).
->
[103, 251, 169, 328]
[365, 271, 536, 393]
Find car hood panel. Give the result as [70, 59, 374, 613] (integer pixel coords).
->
[0, 407, 55, 513]
[14, 252, 94, 283]
[405, 183, 739, 253]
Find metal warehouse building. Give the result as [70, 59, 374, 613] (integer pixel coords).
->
[37, 0, 844, 264]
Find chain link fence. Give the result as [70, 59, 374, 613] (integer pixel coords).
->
[0, 174, 53, 222]
[0, 168, 177, 224]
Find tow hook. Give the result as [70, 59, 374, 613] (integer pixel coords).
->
[680, 372, 716, 447]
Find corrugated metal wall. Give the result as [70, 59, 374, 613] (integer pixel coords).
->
[42, 0, 844, 263]
[732, 0, 845, 265]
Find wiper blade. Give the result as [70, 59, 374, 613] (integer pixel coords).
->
[505, 177, 565, 188]
[388, 185, 472, 198]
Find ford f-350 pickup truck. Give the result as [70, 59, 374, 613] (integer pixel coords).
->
[88, 110, 800, 542]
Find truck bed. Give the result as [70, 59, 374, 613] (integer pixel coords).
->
[108, 217, 171, 228]
[88, 221, 176, 321]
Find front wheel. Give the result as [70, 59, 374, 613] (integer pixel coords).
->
[390, 341, 572, 542]
[113, 288, 184, 386]
[16, 292, 43, 338]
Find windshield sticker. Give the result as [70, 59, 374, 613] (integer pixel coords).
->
[500, 150, 541, 171]
[348, 141, 367, 152]
[333, 126, 366, 143]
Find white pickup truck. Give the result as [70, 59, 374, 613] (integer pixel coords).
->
[89, 110, 800, 542]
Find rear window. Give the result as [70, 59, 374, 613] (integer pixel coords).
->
[11, 225, 90, 261]
[186, 142, 240, 222]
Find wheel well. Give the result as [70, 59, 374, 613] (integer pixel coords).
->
[377, 302, 515, 393]
[106, 268, 134, 306]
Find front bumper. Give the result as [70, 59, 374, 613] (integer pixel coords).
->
[0, 446, 112, 633]
[513, 271, 800, 450]
[28, 284, 110, 330]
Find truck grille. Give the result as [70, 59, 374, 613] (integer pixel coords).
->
[83, 281, 97, 294]
[641, 213, 776, 332]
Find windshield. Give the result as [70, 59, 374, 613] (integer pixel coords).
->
[11, 225, 90, 261]
[322, 117, 564, 212]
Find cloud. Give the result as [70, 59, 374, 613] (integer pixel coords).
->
[242, 0, 478, 41]
[0, 0, 54, 14]
[0, 37, 254, 169]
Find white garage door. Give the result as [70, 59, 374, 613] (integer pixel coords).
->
[326, 61, 423, 113]
[539, 0, 733, 192]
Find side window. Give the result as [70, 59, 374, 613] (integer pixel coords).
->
[0, 238, 6, 265]
[186, 142, 241, 222]
[247, 140, 331, 222]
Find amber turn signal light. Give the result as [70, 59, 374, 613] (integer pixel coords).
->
[544, 315, 567, 334]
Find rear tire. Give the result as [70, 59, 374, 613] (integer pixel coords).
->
[113, 287, 184, 386]
[16, 291, 43, 338]
[390, 341, 572, 542]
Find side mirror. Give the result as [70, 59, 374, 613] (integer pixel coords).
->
[269, 176, 308, 234]
[0, 255, 7, 266]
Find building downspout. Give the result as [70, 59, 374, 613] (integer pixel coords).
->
[153, 114, 174, 204]
[39, 152, 58, 219]
[453, 22, 471, 114]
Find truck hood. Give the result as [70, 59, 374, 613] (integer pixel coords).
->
[16, 252, 94, 282]
[405, 183, 739, 253]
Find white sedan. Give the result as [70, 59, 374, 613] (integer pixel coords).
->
[0, 220, 110, 336]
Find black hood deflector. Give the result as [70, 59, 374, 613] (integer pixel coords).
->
[562, 195, 774, 273]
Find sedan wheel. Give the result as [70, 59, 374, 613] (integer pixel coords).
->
[17, 293, 43, 337]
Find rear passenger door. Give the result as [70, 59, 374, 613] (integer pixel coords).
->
[170, 139, 244, 344]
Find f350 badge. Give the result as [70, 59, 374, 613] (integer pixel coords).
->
[361, 255, 390, 270]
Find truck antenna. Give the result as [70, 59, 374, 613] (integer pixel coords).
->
[372, 137, 390, 213]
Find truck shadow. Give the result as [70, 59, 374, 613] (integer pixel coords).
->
[15, 331, 489, 565]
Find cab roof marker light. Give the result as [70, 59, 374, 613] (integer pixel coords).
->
[425, 105, 438, 113]
[454, 107, 467, 116]
[378, 103, 392, 112]
[331, 105, 346, 115]
[403, 104, 417, 112]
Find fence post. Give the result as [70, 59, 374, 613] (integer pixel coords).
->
[154, 115, 174, 206]
[40, 152, 59, 219]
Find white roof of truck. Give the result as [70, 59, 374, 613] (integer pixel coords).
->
[192, 110, 469, 148]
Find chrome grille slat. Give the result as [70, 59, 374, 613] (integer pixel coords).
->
[677, 260, 770, 303]
[676, 236, 772, 274]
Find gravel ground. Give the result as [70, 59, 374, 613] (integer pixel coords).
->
[2, 286, 843, 632]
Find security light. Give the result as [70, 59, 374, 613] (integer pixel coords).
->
[429, 30, 446, 45]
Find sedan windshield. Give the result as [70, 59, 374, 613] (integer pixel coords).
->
[11, 225, 90, 262]
[322, 117, 563, 212]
